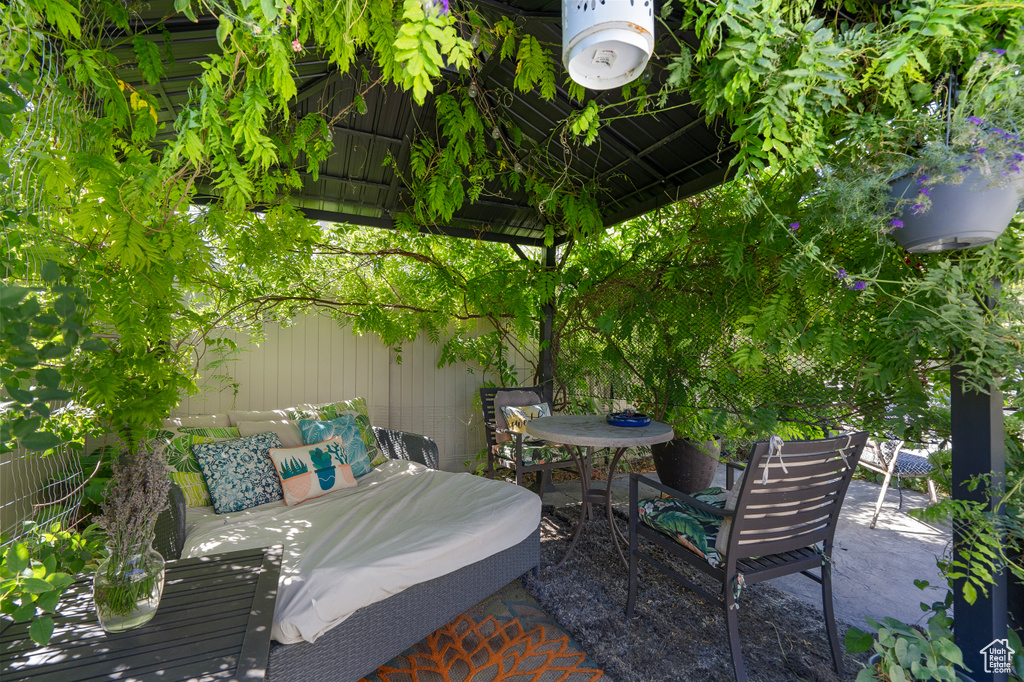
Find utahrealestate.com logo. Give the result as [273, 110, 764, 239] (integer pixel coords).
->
[980, 638, 1016, 674]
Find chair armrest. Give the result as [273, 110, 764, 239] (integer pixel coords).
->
[372, 427, 440, 469]
[725, 461, 746, 490]
[630, 473, 733, 518]
[153, 481, 186, 561]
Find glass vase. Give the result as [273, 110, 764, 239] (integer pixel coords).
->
[92, 540, 165, 633]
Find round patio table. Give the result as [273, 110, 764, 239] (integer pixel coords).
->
[525, 415, 673, 567]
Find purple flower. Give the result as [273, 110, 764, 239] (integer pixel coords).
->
[919, 187, 931, 197]
[1014, 153, 1024, 162]
[966, 116, 985, 125]
[853, 281, 867, 291]
[436, 0, 449, 13]
[912, 203, 925, 213]
[1010, 164, 1021, 174]
[993, 128, 1005, 135]
[835, 269, 847, 279]
[975, 147, 987, 155]
[891, 219, 904, 228]
[789, 222, 799, 231]
[959, 165, 971, 172]
[993, 48, 1006, 56]
[917, 175, 929, 185]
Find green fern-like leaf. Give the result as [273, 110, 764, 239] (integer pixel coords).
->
[132, 36, 165, 85]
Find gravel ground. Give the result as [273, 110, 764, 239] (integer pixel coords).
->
[521, 506, 872, 682]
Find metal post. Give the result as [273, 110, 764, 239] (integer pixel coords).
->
[539, 246, 556, 406]
[950, 366, 1008, 682]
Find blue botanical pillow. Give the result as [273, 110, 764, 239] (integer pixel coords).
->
[299, 414, 371, 464]
[193, 432, 284, 514]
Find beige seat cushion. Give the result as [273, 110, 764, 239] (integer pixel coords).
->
[237, 419, 304, 448]
[227, 409, 293, 426]
[163, 414, 230, 428]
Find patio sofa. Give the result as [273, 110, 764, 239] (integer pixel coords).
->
[155, 405, 541, 682]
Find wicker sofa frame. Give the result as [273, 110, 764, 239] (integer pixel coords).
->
[155, 426, 541, 682]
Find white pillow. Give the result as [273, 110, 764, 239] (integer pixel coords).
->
[237, 420, 304, 448]
[162, 414, 230, 428]
[227, 409, 292, 426]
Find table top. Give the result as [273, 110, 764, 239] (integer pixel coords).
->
[1, 546, 281, 682]
[525, 414, 674, 448]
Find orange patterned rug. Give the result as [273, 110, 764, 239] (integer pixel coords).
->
[361, 586, 603, 682]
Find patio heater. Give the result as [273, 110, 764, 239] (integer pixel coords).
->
[562, 0, 654, 90]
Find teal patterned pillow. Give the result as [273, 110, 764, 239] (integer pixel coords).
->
[193, 432, 284, 514]
[299, 414, 367, 466]
[314, 397, 386, 467]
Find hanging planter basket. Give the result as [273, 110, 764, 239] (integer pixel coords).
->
[562, 0, 654, 90]
[889, 167, 1023, 253]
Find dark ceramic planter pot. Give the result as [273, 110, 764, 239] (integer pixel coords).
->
[889, 168, 1023, 253]
[651, 438, 720, 495]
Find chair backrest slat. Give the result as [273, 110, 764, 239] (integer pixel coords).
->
[745, 478, 846, 506]
[725, 432, 867, 561]
[740, 501, 837, 532]
[738, 531, 833, 557]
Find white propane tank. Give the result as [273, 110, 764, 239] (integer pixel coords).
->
[562, 0, 654, 90]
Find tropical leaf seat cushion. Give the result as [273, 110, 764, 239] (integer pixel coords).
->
[496, 441, 574, 466]
[157, 425, 241, 507]
[636, 487, 730, 567]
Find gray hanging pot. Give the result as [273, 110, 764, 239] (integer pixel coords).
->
[889, 168, 1023, 253]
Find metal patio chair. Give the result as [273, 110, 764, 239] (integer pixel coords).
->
[627, 432, 868, 682]
[480, 386, 580, 503]
[860, 439, 939, 529]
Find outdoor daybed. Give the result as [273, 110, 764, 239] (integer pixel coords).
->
[157, 424, 541, 682]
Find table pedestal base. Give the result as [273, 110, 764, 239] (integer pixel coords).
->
[556, 445, 631, 568]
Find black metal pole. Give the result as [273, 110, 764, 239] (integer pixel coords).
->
[950, 366, 1008, 682]
[539, 246, 556, 406]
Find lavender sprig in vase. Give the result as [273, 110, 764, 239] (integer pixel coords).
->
[92, 441, 170, 633]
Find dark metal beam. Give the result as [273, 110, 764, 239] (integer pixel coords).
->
[331, 125, 404, 146]
[385, 105, 418, 213]
[473, 0, 559, 22]
[950, 362, 1009, 682]
[539, 246, 556, 404]
[510, 243, 531, 261]
[598, 117, 705, 182]
[601, 164, 732, 227]
[296, 171, 392, 191]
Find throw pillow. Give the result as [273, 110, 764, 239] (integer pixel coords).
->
[171, 472, 212, 508]
[237, 420, 304, 448]
[268, 437, 363, 505]
[499, 403, 552, 442]
[297, 416, 372, 477]
[157, 425, 240, 508]
[311, 398, 385, 466]
[162, 414, 230, 428]
[227, 409, 293, 427]
[193, 432, 284, 514]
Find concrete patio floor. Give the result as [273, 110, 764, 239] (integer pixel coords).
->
[543, 463, 951, 629]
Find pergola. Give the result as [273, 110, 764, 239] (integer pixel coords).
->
[113, 0, 733, 248]
[106, 3, 1011, 678]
